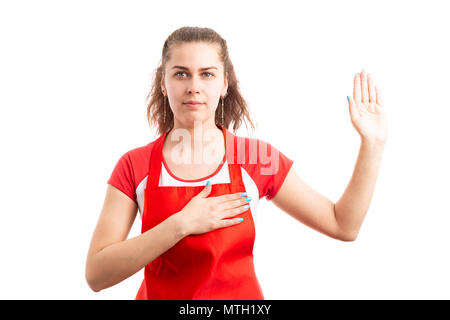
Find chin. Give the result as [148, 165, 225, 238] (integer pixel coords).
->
[183, 116, 213, 127]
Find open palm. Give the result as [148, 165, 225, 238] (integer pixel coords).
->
[348, 70, 388, 143]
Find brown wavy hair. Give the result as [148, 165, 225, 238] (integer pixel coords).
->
[146, 26, 256, 136]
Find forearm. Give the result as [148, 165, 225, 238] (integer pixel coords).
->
[334, 139, 386, 239]
[86, 213, 187, 292]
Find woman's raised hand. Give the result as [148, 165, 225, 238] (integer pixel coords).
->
[176, 181, 251, 236]
[347, 70, 389, 144]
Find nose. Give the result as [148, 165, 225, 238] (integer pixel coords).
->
[187, 87, 200, 94]
[186, 75, 201, 95]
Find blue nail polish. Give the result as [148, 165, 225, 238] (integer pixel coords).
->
[205, 181, 210, 187]
[241, 192, 247, 197]
[347, 96, 349, 102]
[243, 205, 250, 210]
[237, 218, 244, 222]
[246, 197, 252, 202]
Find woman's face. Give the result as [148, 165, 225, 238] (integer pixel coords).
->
[162, 42, 228, 128]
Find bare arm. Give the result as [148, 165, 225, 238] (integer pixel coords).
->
[271, 166, 350, 241]
[334, 139, 385, 240]
[271, 140, 385, 241]
[271, 70, 387, 241]
[85, 185, 186, 292]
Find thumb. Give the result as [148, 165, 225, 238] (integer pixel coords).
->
[348, 95, 360, 118]
[197, 180, 212, 198]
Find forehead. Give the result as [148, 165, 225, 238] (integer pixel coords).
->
[168, 42, 222, 69]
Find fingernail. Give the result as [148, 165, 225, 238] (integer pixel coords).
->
[243, 205, 250, 210]
[205, 181, 210, 187]
[240, 192, 247, 197]
[347, 96, 349, 102]
[245, 197, 252, 202]
[237, 218, 244, 222]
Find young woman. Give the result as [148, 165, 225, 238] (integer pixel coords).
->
[85, 26, 388, 299]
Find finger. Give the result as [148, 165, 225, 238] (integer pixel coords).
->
[218, 217, 245, 229]
[353, 73, 361, 103]
[220, 196, 251, 211]
[360, 70, 369, 103]
[368, 73, 377, 103]
[197, 181, 212, 198]
[223, 204, 250, 219]
[215, 192, 247, 204]
[375, 85, 383, 106]
[374, 86, 386, 114]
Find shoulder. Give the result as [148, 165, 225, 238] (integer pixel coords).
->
[123, 137, 161, 180]
[232, 134, 288, 167]
[231, 133, 294, 200]
[125, 140, 157, 165]
[108, 138, 159, 191]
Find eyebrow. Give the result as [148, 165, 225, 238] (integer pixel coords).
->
[171, 65, 218, 71]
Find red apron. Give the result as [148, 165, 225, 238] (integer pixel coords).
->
[135, 125, 264, 300]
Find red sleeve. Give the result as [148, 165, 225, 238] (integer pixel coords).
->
[107, 151, 137, 203]
[240, 137, 294, 201]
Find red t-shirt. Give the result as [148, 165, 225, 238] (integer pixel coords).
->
[107, 131, 294, 218]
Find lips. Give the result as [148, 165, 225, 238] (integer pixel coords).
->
[183, 101, 204, 108]
[183, 101, 203, 105]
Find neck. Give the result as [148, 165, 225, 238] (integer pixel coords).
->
[164, 120, 224, 163]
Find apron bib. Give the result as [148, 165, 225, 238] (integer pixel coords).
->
[135, 125, 264, 300]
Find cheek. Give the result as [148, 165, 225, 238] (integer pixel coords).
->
[167, 84, 183, 96]
[205, 99, 218, 112]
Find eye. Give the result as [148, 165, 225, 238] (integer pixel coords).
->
[174, 71, 187, 77]
[174, 71, 215, 78]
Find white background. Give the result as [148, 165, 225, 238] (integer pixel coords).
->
[1, 0, 449, 299]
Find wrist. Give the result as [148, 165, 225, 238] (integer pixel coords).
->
[170, 211, 190, 239]
[361, 137, 386, 149]
[360, 138, 386, 163]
